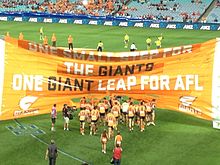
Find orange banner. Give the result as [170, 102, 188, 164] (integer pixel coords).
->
[0, 37, 220, 121]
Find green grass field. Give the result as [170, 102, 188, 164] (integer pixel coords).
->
[0, 21, 220, 51]
[0, 21, 220, 165]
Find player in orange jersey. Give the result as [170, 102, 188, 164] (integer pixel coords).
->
[128, 102, 135, 131]
[43, 35, 48, 45]
[51, 33, 56, 47]
[114, 131, 123, 147]
[103, 97, 110, 113]
[85, 103, 92, 131]
[134, 103, 140, 126]
[139, 101, 146, 132]
[78, 108, 86, 135]
[106, 112, 116, 139]
[111, 102, 120, 130]
[80, 97, 87, 110]
[68, 35, 73, 50]
[100, 129, 108, 154]
[90, 106, 100, 135]
[147, 99, 156, 126]
[18, 32, 24, 40]
[98, 100, 106, 125]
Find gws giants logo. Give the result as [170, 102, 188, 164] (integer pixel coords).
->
[14, 96, 39, 116]
[178, 96, 202, 115]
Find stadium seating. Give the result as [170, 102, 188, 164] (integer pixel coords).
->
[207, 3, 220, 23]
[123, 0, 213, 22]
[0, 0, 218, 23]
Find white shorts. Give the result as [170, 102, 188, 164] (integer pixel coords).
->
[116, 141, 121, 146]
[64, 117, 70, 124]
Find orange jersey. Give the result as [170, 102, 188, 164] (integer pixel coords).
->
[101, 134, 108, 143]
[43, 37, 48, 45]
[79, 110, 86, 121]
[146, 105, 152, 112]
[113, 100, 120, 106]
[139, 105, 146, 117]
[106, 113, 115, 127]
[80, 98, 86, 108]
[115, 135, 122, 142]
[98, 103, 106, 114]
[85, 109, 91, 117]
[91, 109, 99, 121]
[128, 105, 135, 117]
[85, 103, 92, 111]
[19, 33, 23, 40]
[51, 35, 56, 42]
[103, 100, 110, 108]
[112, 105, 120, 118]
[68, 36, 73, 43]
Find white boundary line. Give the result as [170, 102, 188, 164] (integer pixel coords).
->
[30, 134, 88, 164]
[14, 120, 91, 164]
[0, 39, 5, 116]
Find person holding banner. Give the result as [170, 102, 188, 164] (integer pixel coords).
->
[43, 35, 48, 45]
[51, 33, 57, 47]
[39, 27, 44, 41]
[155, 39, 161, 49]
[18, 32, 24, 40]
[68, 35, 73, 50]
[6, 31, 10, 37]
[158, 33, 164, 41]
[124, 34, 129, 48]
[146, 37, 152, 50]
[130, 43, 137, 52]
[97, 41, 104, 52]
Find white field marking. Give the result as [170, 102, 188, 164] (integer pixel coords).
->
[14, 120, 91, 164]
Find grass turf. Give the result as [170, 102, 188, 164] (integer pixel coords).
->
[0, 109, 220, 165]
[0, 21, 220, 52]
[0, 21, 220, 165]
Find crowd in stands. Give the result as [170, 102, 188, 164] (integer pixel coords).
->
[118, 0, 210, 22]
[207, 0, 220, 23]
[0, 0, 127, 16]
[0, 0, 220, 23]
[217, 0, 220, 7]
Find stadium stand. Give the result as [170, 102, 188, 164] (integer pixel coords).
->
[119, 0, 213, 22]
[207, 0, 220, 23]
[0, 0, 123, 16]
[0, 0, 218, 23]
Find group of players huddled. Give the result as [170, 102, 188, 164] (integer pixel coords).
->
[50, 96, 156, 155]
[77, 96, 156, 138]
